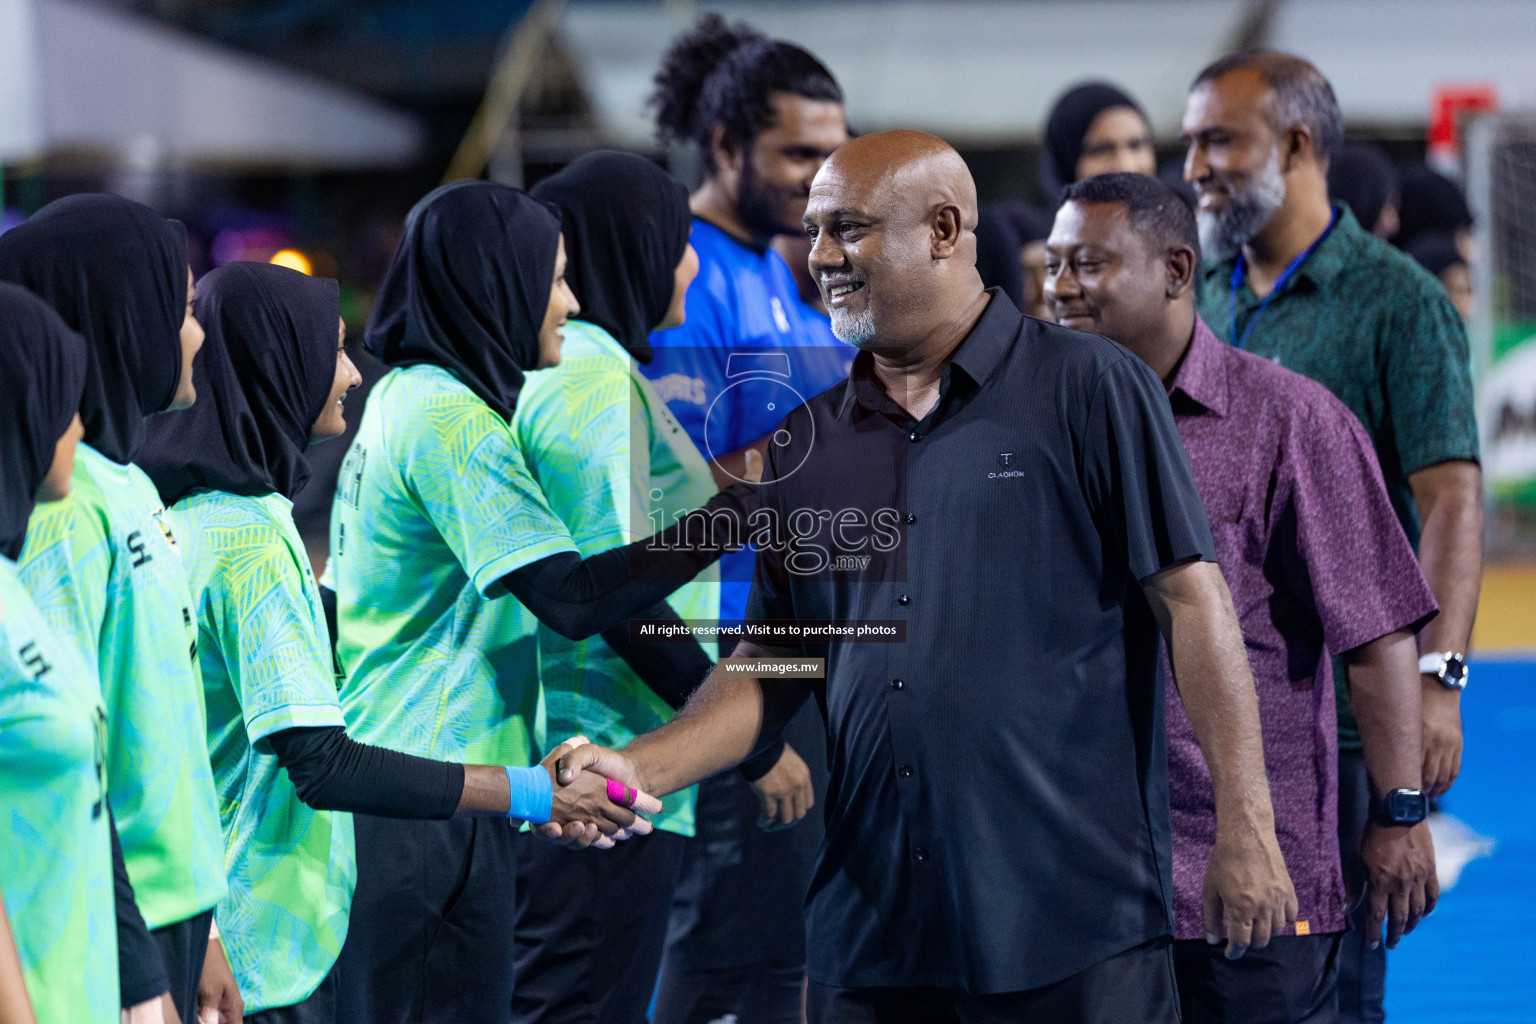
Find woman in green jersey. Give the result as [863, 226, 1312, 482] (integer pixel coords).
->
[0, 194, 240, 1021]
[0, 282, 108, 1022]
[512, 150, 793, 1024]
[328, 182, 760, 1024]
[135, 261, 660, 1023]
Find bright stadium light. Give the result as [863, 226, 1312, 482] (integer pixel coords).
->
[269, 248, 313, 275]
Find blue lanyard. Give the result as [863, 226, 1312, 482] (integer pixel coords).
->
[1228, 208, 1337, 350]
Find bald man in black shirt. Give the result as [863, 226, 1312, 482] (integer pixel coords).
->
[553, 131, 1296, 1023]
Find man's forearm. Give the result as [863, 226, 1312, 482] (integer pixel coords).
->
[1150, 562, 1275, 831]
[626, 641, 810, 796]
[1412, 461, 1483, 655]
[1146, 560, 1296, 949]
[1343, 630, 1424, 794]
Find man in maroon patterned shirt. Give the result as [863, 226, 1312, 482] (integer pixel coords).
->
[1044, 173, 1440, 1024]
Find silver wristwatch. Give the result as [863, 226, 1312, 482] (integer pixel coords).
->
[1418, 651, 1468, 690]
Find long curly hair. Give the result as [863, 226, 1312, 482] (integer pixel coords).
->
[651, 14, 842, 173]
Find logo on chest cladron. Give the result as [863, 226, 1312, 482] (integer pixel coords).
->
[989, 451, 1026, 480]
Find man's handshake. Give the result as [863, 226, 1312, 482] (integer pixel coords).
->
[537, 737, 656, 849]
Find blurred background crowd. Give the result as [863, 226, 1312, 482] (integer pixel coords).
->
[4, 1, 1535, 568]
[5, 1, 1535, 568]
[2, 2, 1531, 1019]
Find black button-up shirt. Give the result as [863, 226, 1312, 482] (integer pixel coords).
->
[745, 291, 1216, 993]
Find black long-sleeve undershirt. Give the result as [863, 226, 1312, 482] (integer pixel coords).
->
[111, 808, 169, 1008]
[322, 479, 750, 699]
[313, 480, 779, 796]
[496, 481, 784, 776]
[497, 481, 756, 641]
[266, 727, 464, 819]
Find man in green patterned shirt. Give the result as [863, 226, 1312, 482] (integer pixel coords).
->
[1183, 52, 1482, 1024]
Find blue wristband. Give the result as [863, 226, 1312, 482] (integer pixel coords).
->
[505, 765, 553, 824]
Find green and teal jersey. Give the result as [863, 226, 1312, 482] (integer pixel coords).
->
[18, 443, 226, 929]
[515, 320, 719, 837]
[327, 364, 578, 765]
[171, 490, 354, 1014]
[0, 557, 116, 1024]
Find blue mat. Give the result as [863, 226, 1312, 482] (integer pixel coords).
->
[1386, 658, 1536, 1023]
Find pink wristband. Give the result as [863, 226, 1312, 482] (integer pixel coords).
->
[607, 778, 638, 809]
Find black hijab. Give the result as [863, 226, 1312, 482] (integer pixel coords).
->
[0, 283, 89, 560]
[1395, 166, 1473, 249]
[975, 200, 1055, 307]
[1009, 202, 1057, 247]
[975, 201, 1027, 307]
[138, 263, 340, 505]
[1328, 142, 1397, 236]
[530, 151, 691, 363]
[1041, 82, 1149, 199]
[366, 181, 562, 421]
[0, 193, 188, 464]
[1404, 231, 1466, 278]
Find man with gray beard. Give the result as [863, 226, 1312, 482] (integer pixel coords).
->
[827, 284, 876, 345]
[1182, 51, 1483, 1024]
[553, 129, 1299, 1024]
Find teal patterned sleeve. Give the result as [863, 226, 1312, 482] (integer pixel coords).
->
[19, 475, 111, 667]
[1383, 277, 1481, 476]
[519, 359, 649, 554]
[205, 520, 343, 748]
[397, 389, 578, 596]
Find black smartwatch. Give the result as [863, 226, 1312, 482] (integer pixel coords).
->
[1370, 788, 1428, 827]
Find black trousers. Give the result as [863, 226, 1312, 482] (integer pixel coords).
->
[652, 700, 827, 1024]
[1335, 748, 1385, 1024]
[245, 963, 339, 1024]
[1174, 934, 1343, 1023]
[511, 828, 687, 1024]
[336, 814, 520, 1024]
[152, 909, 213, 1021]
[805, 937, 1180, 1024]
[654, 963, 806, 1024]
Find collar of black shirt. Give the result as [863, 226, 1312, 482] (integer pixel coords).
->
[837, 288, 1022, 425]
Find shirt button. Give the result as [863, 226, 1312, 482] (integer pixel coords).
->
[890, 678, 904, 690]
[897, 594, 910, 606]
[898, 765, 913, 778]
[914, 847, 930, 862]
[908, 431, 921, 443]
[904, 513, 917, 524]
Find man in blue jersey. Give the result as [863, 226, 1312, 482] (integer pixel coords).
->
[642, 16, 851, 1024]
